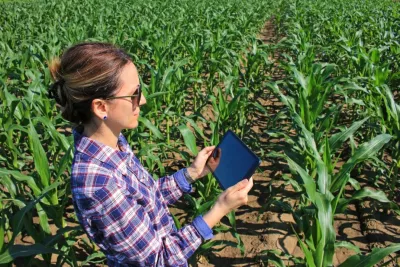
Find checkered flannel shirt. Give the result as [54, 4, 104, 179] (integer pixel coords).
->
[71, 128, 213, 266]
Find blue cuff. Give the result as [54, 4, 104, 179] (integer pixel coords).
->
[193, 215, 214, 240]
[173, 169, 192, 193]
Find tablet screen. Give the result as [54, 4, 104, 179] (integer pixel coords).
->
[207, 130, 260, 190]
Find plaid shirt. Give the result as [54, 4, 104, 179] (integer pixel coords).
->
[71, 128, 213, 266]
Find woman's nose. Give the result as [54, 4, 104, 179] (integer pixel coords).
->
[140, 94, 147, 106]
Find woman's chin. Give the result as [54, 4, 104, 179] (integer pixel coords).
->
[127, 120, 139, 129]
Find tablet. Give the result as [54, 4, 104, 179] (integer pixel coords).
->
[206, 130, 261, 190]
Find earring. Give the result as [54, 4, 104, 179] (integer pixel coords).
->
[103, 115, 107, 120]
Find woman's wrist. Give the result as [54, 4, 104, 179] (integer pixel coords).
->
[183, 167, 196, 184]
[202, 201, 229, 229]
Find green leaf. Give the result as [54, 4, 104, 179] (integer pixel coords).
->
[382, 84, 400, 128]
[36, 202, 51, 235]
[10, 182, 60, 243]
[349, 188, 391, 203]
[178, 124, 198, 155]
[339, 243, 400, 267]
[291, 224, 316, 267]
[145, 91, 169, 100]
[331, 134, 391, 192]
[293, 113, 320, 160]
[138, 117, 164, 140]
[0, 207, 4, 252]
[0, 244, 59, 264]
[56, 146, 73, 179]
[0, 175, 17, 197]
[182, 117, 205, 139]
[267, 82, 295, 111]
[314, 193, 335, 266]
[33, 117, 70, 152]
[171, 214, 181, 230]
[227, 210, 237, 231]
[28, 121, 57, 204]
[43, 226, 81, 246]
[259, 249, 286, 267]
[348, 178, 361, 190]
[329, 117, 369, 152]
[227, 88, 246, 115]
[80, 251, 105, 265]
[317, 159, 330, 196]
[292, 67, 308, 93]
[336, 188, 398, 213]
[335, 241, 361, 254]
[286, 156, 316, 203]
[0, 169, 41, 197]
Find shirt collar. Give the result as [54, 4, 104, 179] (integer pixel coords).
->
[73, 127, 133, 175]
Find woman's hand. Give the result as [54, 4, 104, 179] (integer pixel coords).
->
[186, 146, 215, 181]
[203, 177, 254, 228]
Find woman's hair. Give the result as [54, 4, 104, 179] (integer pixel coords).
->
[48, 42, 131, 124]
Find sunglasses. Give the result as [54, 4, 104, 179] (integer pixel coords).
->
[105, 84, 142, 106]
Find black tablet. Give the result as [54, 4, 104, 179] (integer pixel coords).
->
[206, 130, 261, 190]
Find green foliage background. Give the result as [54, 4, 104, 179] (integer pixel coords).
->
[0, 0, 399, 265]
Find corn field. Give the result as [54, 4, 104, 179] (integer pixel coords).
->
[0, 0, 399, 266]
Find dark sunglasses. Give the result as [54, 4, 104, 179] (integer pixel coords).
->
[105, 84, 141, 106]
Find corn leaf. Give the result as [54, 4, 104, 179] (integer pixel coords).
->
[0, 169, 41, 197]
[286, 156, 316, 203]
[178, 124, 198, 155]
[329, 117, 369, 152]
[314, 193, 335, 266]
[28, 122, 50, 187]
[339, 243, 400, 267]
[336, 187, 399, 214]
[331, 134, 391, 192]
[0, 244, 59, 264]
[335, 241, 361, 254]
[138, 117, 164, 140]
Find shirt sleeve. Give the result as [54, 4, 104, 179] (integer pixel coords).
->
[90, 181, 209, 266]
[155, 169, 192, 206]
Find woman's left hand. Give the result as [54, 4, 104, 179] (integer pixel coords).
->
[186, 146, 216, 181]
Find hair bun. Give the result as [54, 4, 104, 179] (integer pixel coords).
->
[48, 79, 67, 106]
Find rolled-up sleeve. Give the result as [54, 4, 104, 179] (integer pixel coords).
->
[90, 182, 208, 266]
[156, 169, 192, 205]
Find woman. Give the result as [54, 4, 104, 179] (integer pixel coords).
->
[48, 42, 253, 266]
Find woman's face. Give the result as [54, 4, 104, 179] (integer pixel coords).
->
[106, 62, 146, 131]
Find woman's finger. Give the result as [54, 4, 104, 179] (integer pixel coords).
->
[228, 179, 249, 193]
[202, 146, 215, 154]
[197, 146, 215, 158]
[242, 177, 253, 193]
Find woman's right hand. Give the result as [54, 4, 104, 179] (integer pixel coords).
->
[202, 177, 254, 229]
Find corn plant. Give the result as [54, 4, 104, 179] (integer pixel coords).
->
[262, 86, 400, 266]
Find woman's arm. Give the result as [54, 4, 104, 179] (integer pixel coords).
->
[155, 147, 215, 205]
[86, 181, 211, 267]
[155, 169, 192, 206]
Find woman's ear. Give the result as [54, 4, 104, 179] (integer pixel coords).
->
[91, 99, 108, 120]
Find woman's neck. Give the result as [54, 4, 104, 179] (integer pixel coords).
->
[82, 122, 120, 150]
